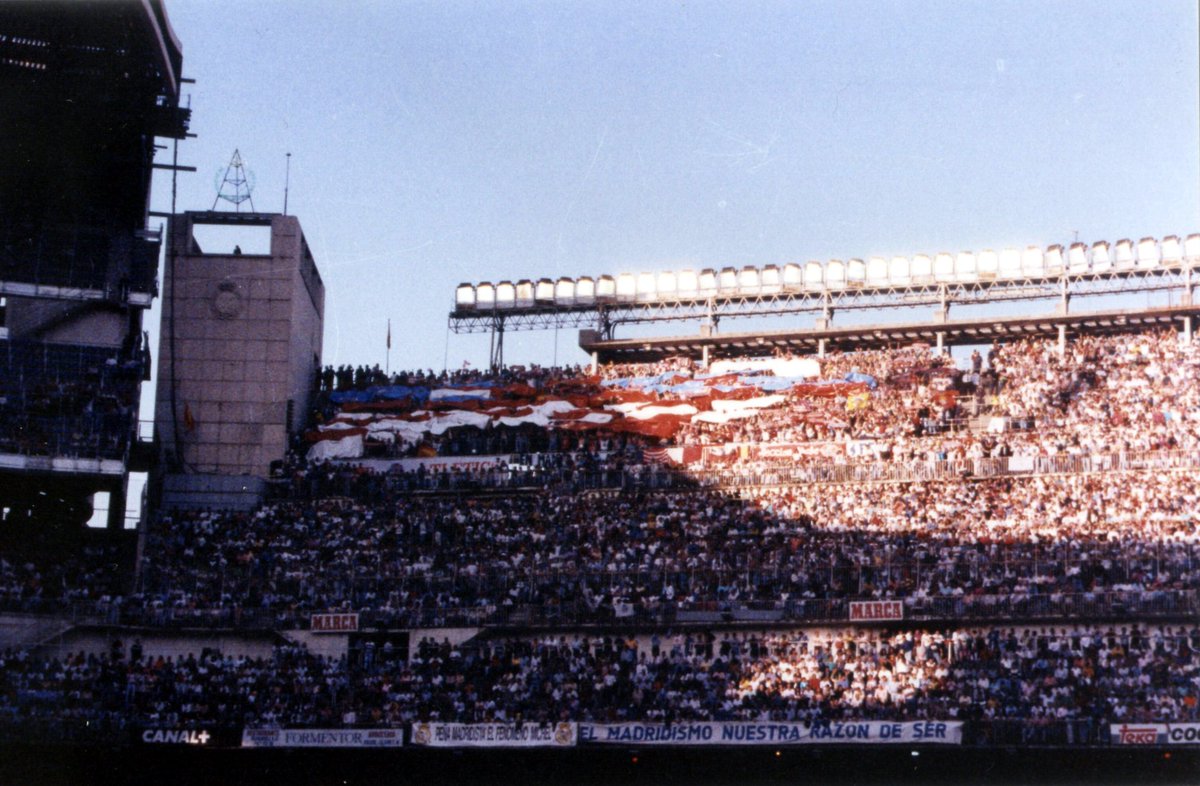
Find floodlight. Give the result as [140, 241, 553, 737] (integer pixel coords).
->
[1090, 241, 1111, 272]
[656, 270, 678, 298]
[476, 282, 496, 307]
[515, 279, 535, 308]
[933, 253, 954, 282]
[1066, 243, 1089, 274]
[760, 264, 782, 294]
[535, 278, 555, 303]
[1136, 237, 1160, 269]
[910, 253, 933, 283]
[866, 256, 888, 285]
[1185, 234, 1200, 261]
[616, 273, 636, 301]
[825, 259, 846, 288]
[977, 250, 998, 278]
[782, 263, 803, 288]
[847, 258, 866, 286]
[718, 266, 739, 293]
[595, 275, 616, 302]
[1022, 245, 1045, 276]
[804, 261, 824, 290]
[1044, 245, 1064, 276]
[889, 256, 910, 285]
[698, 268, 718, 295]
[998, 248, 1021, 278]
[455, 283, 476, 309]
[1160, 236, 1182, 265]
[954, 252, 977, 281]
[738, 265, 761, 294]
[554, 277, 576, 305]
[1113, 238, 1134, 269]
[495, 280, 516, 308]
[677, 269, 699, 296]
[576, 276, 596, 304]
[636, 272, 657, 301]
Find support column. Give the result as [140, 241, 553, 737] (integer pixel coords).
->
[590, 351, 598, 375]
[935, 285, 949, 323]
[936, 331, 945, 355]
[105, 482, 127, 531]
[701, 345, 710, 369]
[1057, 276, 1071, 315]
[1183, 316, 1194, 344]
[1057, 324, 1066, 357]
[816, 293, 833, 330]
[818, 338, 826, 358]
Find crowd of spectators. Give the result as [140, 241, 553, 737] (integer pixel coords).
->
[3, 329, 1199, 747]
[110, 469, 1197, 627]
[2, 623, 1197, 737]
[309, 329, 1200, 480]
[0, 341, 144, 460]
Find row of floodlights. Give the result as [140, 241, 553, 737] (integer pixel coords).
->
[453, 234, 1200, 311]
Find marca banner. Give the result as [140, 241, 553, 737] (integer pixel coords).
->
[579, 721, 961, 746]
[1110, 723, 1200, 745]
[310, 612, 359, 633]
[411, 722, 576, 748]
[241, 728, 403, 748]
[849, 600, 904, 622]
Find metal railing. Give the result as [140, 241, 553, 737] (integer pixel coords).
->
[311, 449, 1200, 497]
[10, 589, 1193, 634]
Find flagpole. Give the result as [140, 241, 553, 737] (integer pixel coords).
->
[386, 319, 391, 378]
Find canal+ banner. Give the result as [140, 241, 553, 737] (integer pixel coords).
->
[579, 721, 961, 746]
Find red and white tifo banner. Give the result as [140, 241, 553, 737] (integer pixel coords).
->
[849, 600, 904, 622]
[411, 722, 577, 748]
[1111, 723, 1200, 745]
[310, 612, 359, 633]
[241, 728, 403, 748]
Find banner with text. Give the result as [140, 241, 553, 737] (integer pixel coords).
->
[241, 728, 403, 748]
[310, 612, 359, 633]
[1110, 723, 1200, 745]
[579, 721, 961, 746]
[411, 722, 577, 748]
[849, 600, 904, 622]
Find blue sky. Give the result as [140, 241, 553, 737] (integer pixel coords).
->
[152, 0, 1200, 373]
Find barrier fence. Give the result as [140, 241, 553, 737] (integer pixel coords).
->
[294, 449, 1200, 497]
[0, 717, 1194, 749]
[6, 588, 1195, 633]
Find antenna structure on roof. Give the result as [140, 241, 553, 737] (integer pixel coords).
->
[212, 148, 256, 212]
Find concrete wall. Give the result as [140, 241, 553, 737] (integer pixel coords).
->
[36, 627, 282, 661]
[156, 213, 324, 478]
[160, 473, 267, 512]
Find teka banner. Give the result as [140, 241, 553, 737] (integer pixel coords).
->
[1110, 724, 1200, 745]
[579, 721, 961, 746]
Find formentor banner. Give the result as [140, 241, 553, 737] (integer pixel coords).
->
[579, 721, 962, 746]
[411, 722, 577, 748]
[1110, 723, 1200, 745]
[241, 728, 403, 748]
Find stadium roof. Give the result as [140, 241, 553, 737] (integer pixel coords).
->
[579, 304, 1200, 363]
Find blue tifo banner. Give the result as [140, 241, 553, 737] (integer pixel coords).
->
[410, 722, 577, 748]
[1110, 723, 1200, 745]
[241, 728, 403, 748]
[579, 721, 962, 746]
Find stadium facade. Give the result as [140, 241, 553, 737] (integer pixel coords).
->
[0, 1, 187, 530]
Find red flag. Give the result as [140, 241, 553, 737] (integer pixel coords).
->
[386, 319, 391, 350]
